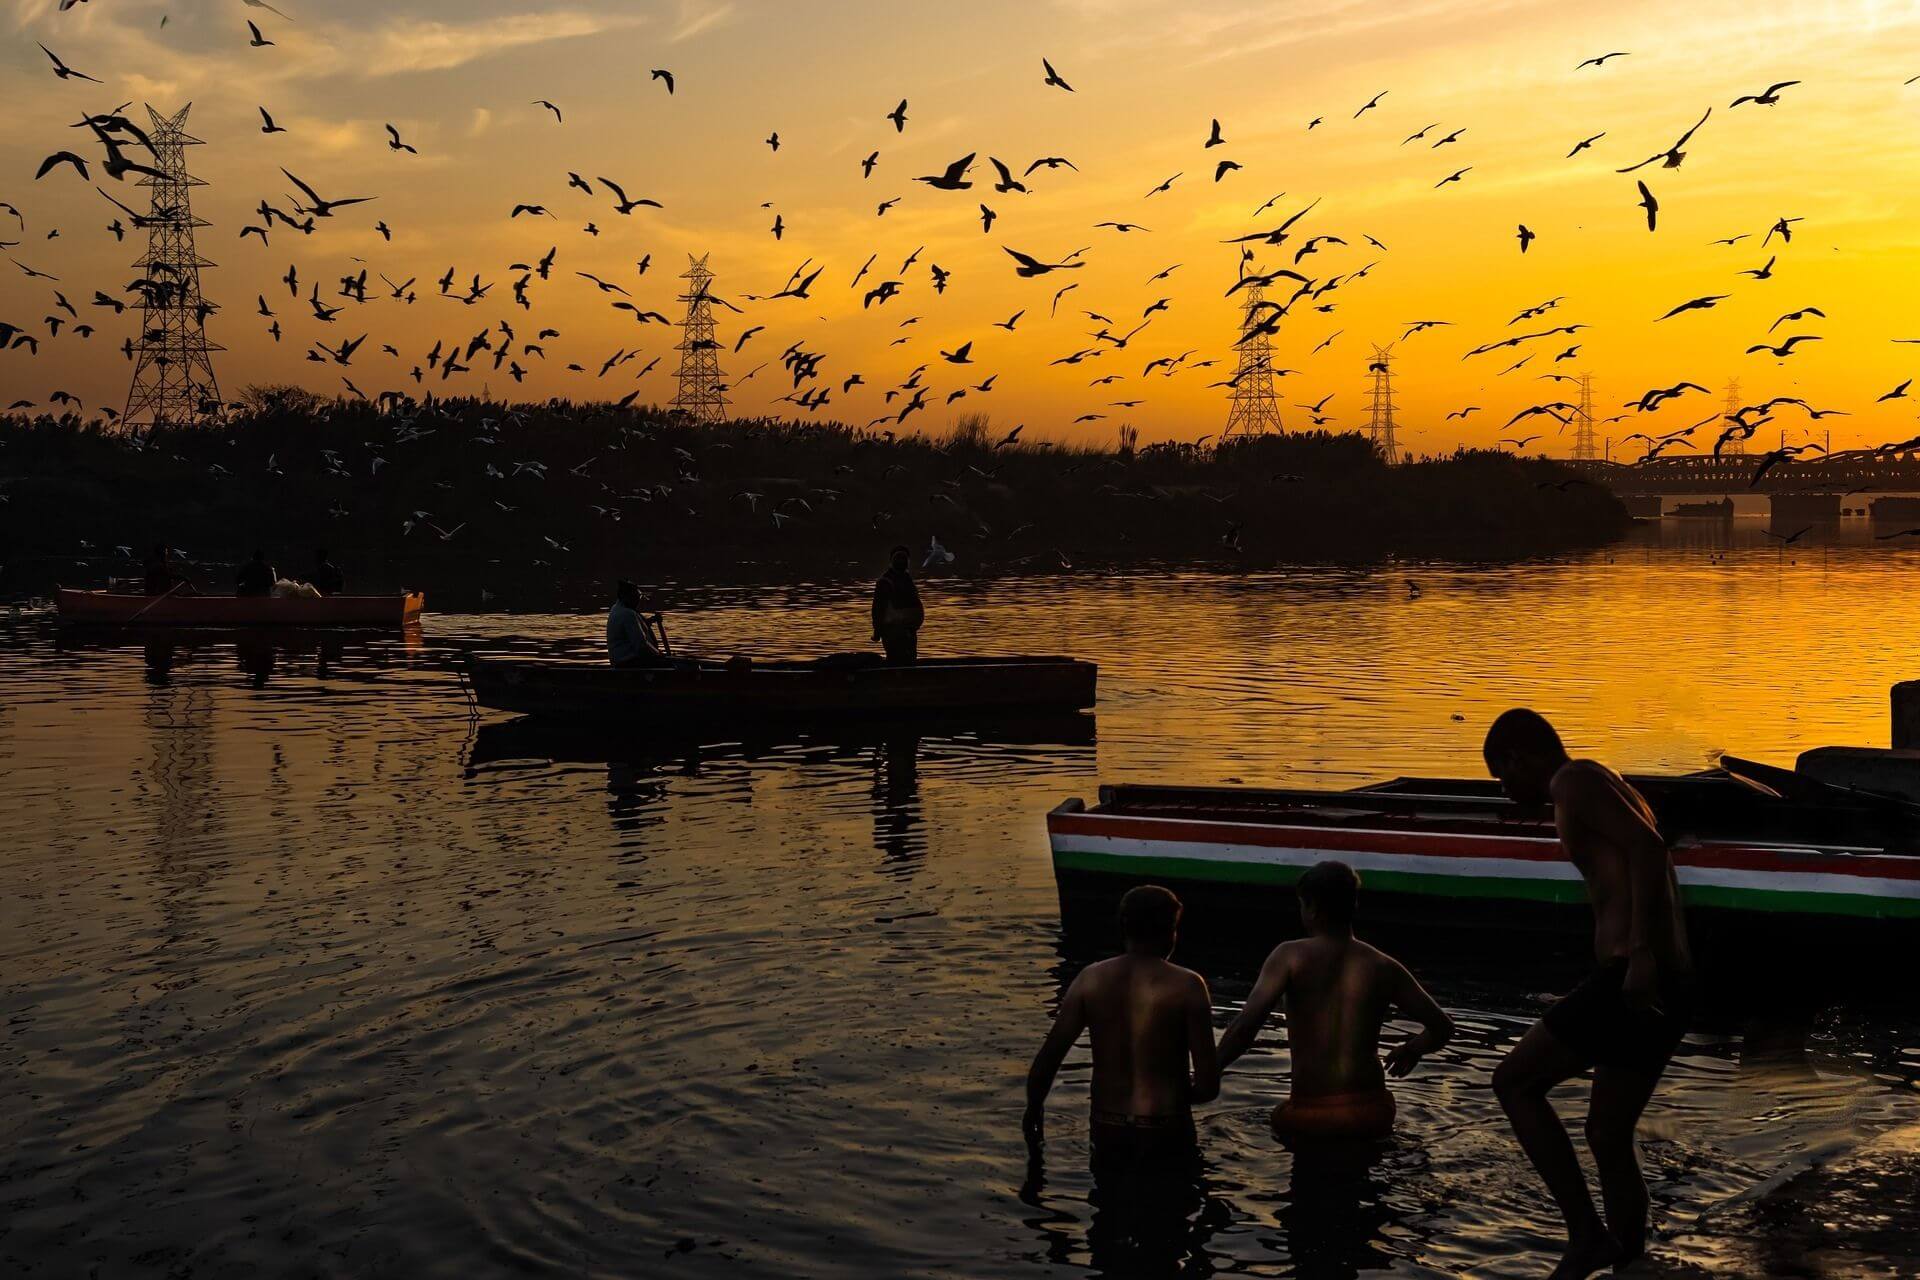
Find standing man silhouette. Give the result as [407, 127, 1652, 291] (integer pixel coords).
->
[871, 544, 924, 664]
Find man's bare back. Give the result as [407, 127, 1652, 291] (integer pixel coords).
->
[1216, 861, 1453, 1144]
[1074, 953, 1217, 1118]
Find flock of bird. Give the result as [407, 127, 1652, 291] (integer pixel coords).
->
[8, 9, 1920, 500]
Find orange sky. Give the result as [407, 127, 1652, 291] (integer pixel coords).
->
[6, 0, 1920, 455]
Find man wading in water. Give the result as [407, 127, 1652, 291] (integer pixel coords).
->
[1483, 708, 1695, 1280]
[1024, 886, 1220, 1203]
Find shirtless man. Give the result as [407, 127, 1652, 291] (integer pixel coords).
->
[1024, 885, 1220, 1184]
[1483, 708, 1694, 1280]
[1216, 861, 1453, 1145]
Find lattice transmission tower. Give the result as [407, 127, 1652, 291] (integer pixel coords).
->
[1365, 344, 1399, 464]
[1570, 372, 1599, 461]
[1718, 379, 1746, 455]
[124, 103, 222, 428]
[1223, 273, 1283, 437]
[670, 254, 728, 423]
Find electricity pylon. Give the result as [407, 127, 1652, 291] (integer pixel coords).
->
[1365, 343, 1399, 464]
[124, 103, 222, 427]
[670, 254, 728, 422]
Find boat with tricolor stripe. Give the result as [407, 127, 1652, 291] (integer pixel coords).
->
[1048, 765, 1920, 966]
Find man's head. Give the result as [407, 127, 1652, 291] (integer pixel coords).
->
[1118, 884, 1182, 956]
[1296, 860, 1359, 935]
[615, 578, 640, 608]
[889, 544, 910, 572]
[1484, 707, 1570, 805]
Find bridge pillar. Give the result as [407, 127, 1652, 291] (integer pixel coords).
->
[1769, 492, 1841, 529]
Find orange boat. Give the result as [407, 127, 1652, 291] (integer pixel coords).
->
[55, 588, 425, 628]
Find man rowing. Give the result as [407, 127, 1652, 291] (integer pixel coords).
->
[606, 579, 668, 669]
[1483, 708, 1694, 1280]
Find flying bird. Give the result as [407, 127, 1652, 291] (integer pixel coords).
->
[887, 99, 908, 131]
[651, 69, 674, 94]
[1618, 109, 1710, 172]
[1042, 58, 1074, 91]
[1731, 81, 1800, 107]
[1517, 224, 1535, 253]
[1578, 51, 1630, 68]
[916, 153, 975, 190]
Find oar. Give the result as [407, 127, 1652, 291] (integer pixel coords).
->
[123, 579, 186, 624]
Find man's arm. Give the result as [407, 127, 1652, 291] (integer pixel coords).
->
[1186, 974, 1220, 1103]
[1215, 945, 1291, 1072]
[1382, 958, 1455, 1077]
[871, 579, 888, 640]
[1023, 973, 1089, 1150]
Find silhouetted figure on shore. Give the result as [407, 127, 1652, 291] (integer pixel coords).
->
[1483, 708, 1694, 1280]
[871, 544, 924, 664]
[143, 543, 194, 596]
[1025, 885, 1219, 1216]
[311, 548, 344, 596]
[1217, 860, 1453, 1147]
[606, 579, 666, 668]
[235, 550, 276, 598]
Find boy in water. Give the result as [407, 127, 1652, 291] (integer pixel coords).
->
[1216, 861, 1454, 1145]
[1024, 885, 1220, 1183]
[1483, 708, 1694, 1280]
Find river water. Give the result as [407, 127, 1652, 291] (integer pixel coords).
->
[5, 525, 1920, 1278]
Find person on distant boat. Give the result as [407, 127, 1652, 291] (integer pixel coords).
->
[310, 548, 344, 596]
[143, 543, 194, 596]
[1024, 885, 1219, 1193]
[235, 549, 276, 598]
[871, 545, 924, 664]
[607, 579, 666, 669]
[1482, 708, 1694, 1280]
[1216, 860, 1453, 1147]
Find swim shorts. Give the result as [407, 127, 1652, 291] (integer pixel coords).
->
[1543, 957, 1693, 1075]
[1270, 1088, 1397, 1146]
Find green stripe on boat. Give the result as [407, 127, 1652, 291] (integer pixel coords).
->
[1051, 849, 1920, 919]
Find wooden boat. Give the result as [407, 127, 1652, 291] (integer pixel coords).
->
[56, 588, 425, 627]
[464, 652, 1096, 722]
[1048, 764, 1920, 964]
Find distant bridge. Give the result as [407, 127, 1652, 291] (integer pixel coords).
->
[1569, 452, 1920, 496]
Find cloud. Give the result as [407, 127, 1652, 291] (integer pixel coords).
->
[361, 10, 648, 76]
[669, 0, 736, 43]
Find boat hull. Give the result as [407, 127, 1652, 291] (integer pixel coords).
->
[56, 588, 425, 627]
[1048, 779, 1920, 980]
[466, 653, 1097, 722]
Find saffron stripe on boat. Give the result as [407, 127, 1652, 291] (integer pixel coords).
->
[1047, 812, 1911, 879]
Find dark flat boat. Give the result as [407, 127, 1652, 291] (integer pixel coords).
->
[1049, 761, 1920, 969]
[57, 588, 424, 627]
[464, 652, 1097, 722]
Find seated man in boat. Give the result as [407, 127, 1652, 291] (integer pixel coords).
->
[310, 548, 344, 596]
[1024, 885, 1220, 1188]
[235, 550, 277, 598]
[1216, 860, 1454, 1147]
[1482, 708, 1694, 1280]
[871, 545, 924, 664]
[142, 543, 194, 596]
[606, 579, 667, 669]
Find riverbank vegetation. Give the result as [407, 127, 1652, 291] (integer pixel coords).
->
[0, 395, 1629, 604]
